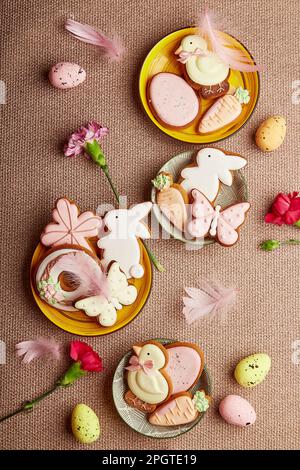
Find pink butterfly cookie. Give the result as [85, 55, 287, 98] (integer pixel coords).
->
[188, 189, 250, 246]
[41, 198, 102, 251]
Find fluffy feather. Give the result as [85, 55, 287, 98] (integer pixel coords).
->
[198, 8, 263, 72]
[183, 280, 237, 324]
[65, 19, 124, 61]
[55, 251, 109, 298]
[16, 337, 61, 364]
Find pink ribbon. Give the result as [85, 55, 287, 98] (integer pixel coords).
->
[125, 355, 154, 375]
[177, 48, 208, 64]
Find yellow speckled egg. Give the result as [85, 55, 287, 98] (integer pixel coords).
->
[71, 404, 100, 444]
[255, 116, 286, 152]
[234, 353, 271, 388]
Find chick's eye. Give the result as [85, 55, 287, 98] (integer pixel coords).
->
[190, 41, 193, 45]
[208, 154, 211, 158]
[147, 352, 150, 356]
[115, 215, 118, 219]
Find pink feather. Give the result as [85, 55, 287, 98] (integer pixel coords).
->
[65, 19, 124, 61]
[183, 280, 237, 324]
[16, 337, 61, 364]
[198, 8, 263, 72]
[54, 251, 109, 299]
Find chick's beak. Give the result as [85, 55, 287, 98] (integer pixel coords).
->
[133, 346, 142, 356]
[174, 45, 183, 55]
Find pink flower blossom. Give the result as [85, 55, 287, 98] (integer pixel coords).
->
[64, 121, 108, 158]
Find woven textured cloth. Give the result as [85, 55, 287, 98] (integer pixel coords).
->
[0, 0, 299, 450]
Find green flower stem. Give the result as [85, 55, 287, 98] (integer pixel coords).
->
[0, 384, 60, 423]
[260, 238, 300, 252]
[88, 143, 164, 273]
[294, 220, 300, 228]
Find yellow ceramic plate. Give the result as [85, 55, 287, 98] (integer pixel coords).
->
[30, 242, 152, 336]
[139, 27, 260, 143]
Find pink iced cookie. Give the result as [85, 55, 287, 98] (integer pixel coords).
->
[48, 62, 86, 89]
[148, 73, 199, 127]
[41, 198, 102, 251]
[165, 343, 204, 394]
[219, 395, 256, 427]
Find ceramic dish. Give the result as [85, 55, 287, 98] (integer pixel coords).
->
[151, 150, 249, 246]
[30, 241, 152, 336]
[112, 338, 211, 438]
[139, 27, 259, 144]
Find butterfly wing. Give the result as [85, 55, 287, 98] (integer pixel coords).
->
[188, 189, 214, 238]
[217, 203, 250, 246]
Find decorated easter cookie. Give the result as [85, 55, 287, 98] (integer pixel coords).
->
[153, 173, 188, 232]
[165, 342, 204, 394]
[49, 62, 86, 89]
[148, 390, 210, 426]
[75, 262, 138, 327]
[125, 341, 172, 405]
[147, 73, 199, 128]
[41, 198, 101, 252]
[219, 395, 256, 427]
[175, 35, 230, 93]
[35, 246, 106, 311]
[188, 189, 250, 246]
[199, 88, 250, 134]
[180, 148, 247, 201]
[98, 202, 152, 279]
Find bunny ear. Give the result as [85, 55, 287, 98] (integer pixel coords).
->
[134, 222, 151, 239]
[222, 155, 247, 170]
[130, 202, 152, 220]
[218, 169, 233, 186]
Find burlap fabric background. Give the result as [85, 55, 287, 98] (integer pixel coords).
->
[0, 0, 299, 450]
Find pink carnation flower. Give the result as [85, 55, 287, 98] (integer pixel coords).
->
[64, 121, 108, 158]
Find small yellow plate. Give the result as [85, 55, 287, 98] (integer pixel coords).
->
[139, 27, 260, 144]
[30, 242, 152, 336]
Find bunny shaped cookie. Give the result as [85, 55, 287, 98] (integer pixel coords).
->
[98, 202, 152, 279]
[180, 148, 247, 202]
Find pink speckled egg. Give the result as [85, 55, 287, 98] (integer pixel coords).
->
[219, 395, 256, 427]
[48, 62, 86, 89]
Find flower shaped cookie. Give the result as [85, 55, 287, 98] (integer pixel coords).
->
[41, 198, 102, 251]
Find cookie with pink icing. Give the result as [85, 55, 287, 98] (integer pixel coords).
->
[35, 246, 107, 311]
[165, 342, 204, 394]
[188, 189, 250, 247]
[41, 198, 102, 252]
[48, 62, 86, 89]
[147, 72, 199, 128]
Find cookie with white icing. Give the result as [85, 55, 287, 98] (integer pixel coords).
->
[180, 148, 247, 202]
[98, 202, 152, 279]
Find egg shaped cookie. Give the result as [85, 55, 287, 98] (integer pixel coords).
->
[148, 72, 199, 128]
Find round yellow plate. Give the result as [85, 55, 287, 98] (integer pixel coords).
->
[139, 27, 260, 144]
[30, 242, 152, 336]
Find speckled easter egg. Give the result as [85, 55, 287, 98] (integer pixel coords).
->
[48, 62, 86, 89]
[219, 395, 256, 427]
[71, 404, 100, 444]
[234, 353, 271, 388]
[255, 116, 286, 152]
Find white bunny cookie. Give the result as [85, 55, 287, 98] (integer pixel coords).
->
[98, 202, 152, 279]
[180, 148, 247, 202]
[75, 262, 138, 327]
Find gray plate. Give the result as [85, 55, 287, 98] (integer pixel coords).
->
[151, 150, 249, 247]
[112, 339, 212, 439]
